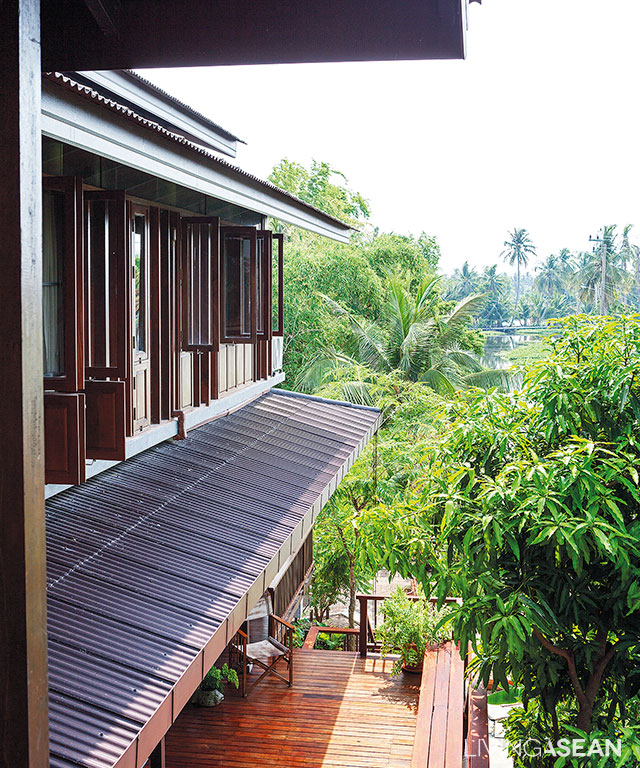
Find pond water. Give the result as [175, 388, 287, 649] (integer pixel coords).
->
[481, 333, 538, 370]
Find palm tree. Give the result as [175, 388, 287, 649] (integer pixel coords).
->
[297, 272, 508, 398]
[501, 228, 537, 315]
[534, 254, 564, 296]
[450, 261, 479, 299]
[619, 225, 640, 309]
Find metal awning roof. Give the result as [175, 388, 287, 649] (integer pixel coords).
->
[45, 390, 380, 768]
[41, 72, 354, 242]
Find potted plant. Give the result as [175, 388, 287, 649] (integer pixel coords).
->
[192, 663, 239, 706]
[377, 587, 452, 675]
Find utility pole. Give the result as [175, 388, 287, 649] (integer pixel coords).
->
[589, 232, 608, 315]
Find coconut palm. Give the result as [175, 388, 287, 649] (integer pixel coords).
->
[501, 228, 537, 313]
[619, 225, 640, 309]
[296, 271, 508, 399]
[481, 264, 509, 297]
[534, 254, 564, 296]
[449, 261, 479, 299]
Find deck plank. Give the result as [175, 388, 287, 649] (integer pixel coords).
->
[166, 649, 419, 767]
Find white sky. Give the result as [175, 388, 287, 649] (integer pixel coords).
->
[138, 0, 640, 274]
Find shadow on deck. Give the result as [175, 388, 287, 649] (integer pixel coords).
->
[165, 648, 420, 767]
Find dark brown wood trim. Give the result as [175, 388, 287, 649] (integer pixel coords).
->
[0, 1, 50, 763]
[150, 205, 162, 424]
[180, 216, 219, 352]
[84, 189, 128, 380]
[220, 226, 257, 345]
[42, 175, 84, 392]
[273, 233, 284, 337]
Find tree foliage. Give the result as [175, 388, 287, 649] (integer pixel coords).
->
[296, 271, 504, 397]
[374, 315, 640, 735]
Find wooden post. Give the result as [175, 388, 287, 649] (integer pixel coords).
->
[0, 2, 49, 767]
[358, 596, 368, 657]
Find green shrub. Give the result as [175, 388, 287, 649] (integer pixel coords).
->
[377, 586, 452, 675]
[200, 663, 239, 693]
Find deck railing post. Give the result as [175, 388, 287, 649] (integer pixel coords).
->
[358, 595, 368, 657]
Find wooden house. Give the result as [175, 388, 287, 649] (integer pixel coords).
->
[0, 3, 478, 767]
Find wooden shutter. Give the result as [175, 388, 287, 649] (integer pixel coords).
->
[44, 392, 86, 485]
[84, 190, 128, 379]
[181, 216, 219, 351]
[257, 230, 272, 340]
[272, 233, 284, 336]
[42, 176, 84, 392]
[85, 380, 126, 460]
[220, 226, 257, 344]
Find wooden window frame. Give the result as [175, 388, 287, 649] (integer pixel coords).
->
[256, 230, 272, 341]
[180, 216, 219, 352]
[220, 226, 257, 345]
[84, 189, 128, 380]
[130, 203, 151, 367]
[272, 233, 284, 337]
[42, 175, 84, 392]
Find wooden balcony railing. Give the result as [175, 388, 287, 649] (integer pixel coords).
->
[356, 593, 462, 658]
[228, 627, 248, 697]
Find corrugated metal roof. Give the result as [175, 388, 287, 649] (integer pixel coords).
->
[43, 71, 352, 232]
[46, 390, 380, 768]
[123, 70, 245, 144]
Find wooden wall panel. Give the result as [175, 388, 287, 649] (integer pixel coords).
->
[226, 345, 236, 390]
[218, 345, 228, 395]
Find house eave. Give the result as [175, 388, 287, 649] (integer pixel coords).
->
[41, 77, 352, 242]
[71, 70, 242, 158]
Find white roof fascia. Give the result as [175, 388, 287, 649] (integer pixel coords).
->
[41, 81, 351, 243]
[76, 69, 239, 158]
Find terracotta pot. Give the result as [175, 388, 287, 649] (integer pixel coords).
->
[401, 643, 423, 674]
[401, 660, 424, 674]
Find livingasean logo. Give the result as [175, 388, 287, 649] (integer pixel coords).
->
[465, 738, 623, 760]
[509, 738, 622, 759]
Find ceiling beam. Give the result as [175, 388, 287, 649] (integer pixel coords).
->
[83, 0, 121, 36]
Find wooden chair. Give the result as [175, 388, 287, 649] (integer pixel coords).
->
[247, 614, 294, 694]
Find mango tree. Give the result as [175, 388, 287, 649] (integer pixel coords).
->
[373, 316, 640, 735]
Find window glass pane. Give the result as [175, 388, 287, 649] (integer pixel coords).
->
[257, 237, 264, 333]
[241, 238, 251, 335]
[87, 199, 110, 368]
[133, 213, 146, 353]
[224, 234, 252, 338]
[42, 190, 65, 377]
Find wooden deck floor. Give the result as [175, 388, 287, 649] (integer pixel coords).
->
[165, 648, 420, 768]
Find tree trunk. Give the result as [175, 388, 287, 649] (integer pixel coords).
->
[348, 559, 356, 628]
[600, 242, 608, 315]
[347, 559, 357, 651]
[576, 702, 593, 733]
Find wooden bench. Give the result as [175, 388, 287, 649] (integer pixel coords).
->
[302, 625, 360, 650]
[410, 642, 489, 768]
